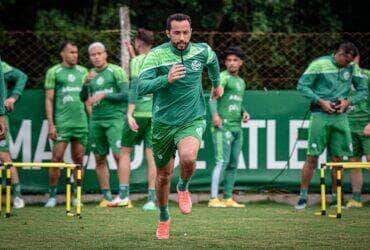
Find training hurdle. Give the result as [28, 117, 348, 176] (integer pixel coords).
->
[0, 162, 82, 219]
[315, 162, 370, 219]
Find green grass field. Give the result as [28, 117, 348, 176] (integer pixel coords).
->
[1, 200, 369, 249]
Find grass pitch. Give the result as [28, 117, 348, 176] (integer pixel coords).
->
[1, 200, 369, 248]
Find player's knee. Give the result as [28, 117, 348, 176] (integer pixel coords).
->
[306, 156, 318, 169]
[180, 153, 197, 169]
[72, 154, 84, 165]
[49, 169, 61, 180]
[157, 170, 172, 185]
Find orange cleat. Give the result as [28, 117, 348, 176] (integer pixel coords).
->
[177, 189, 192, 214]
[156, 218, 171, 240]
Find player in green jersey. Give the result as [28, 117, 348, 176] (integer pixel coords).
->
[44, 41, 88, 207]
[138, 13, 223, 240]
[295, 42, 368, 210]
[346, 55, 370, 208]
[208, 47, 250, 208]
[80, 42, 129, 207]
[107, 29, 157, 210]
[0, 59, 6, 139]
[0, 60, 27, 208]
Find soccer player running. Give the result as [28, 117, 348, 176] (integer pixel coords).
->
[138, 13, 223, 239]
[346, 55, 370, 208]
[44, 41, 88, 207]
[80, 42, 129, 207]
[0, 60, 27, 208]
[208, 47, 250, 208]
[295, 42, 368, 209]
[107, 29, 157, 210]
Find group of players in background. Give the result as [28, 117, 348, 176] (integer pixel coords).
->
[0, 13, 369, 239]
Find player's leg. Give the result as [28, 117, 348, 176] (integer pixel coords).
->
[143, 147, 157, 210]
[328, 115, 352, 208]
[222, 130, 244, 208]
[105, 119, 129, 207]
[142, 119, 157, 210]
[45, 142, 68, 207]
[295, 113, 327, 209]
[91, 121, 113, 206]
[71, 138, 86, 206]
[0, 151, 25, 209]
[175, 118, 206, 214]
[152, 121, 177, 239]
[347, 156, 363, 208]
[209, 128, 230, 208]
[108, 146, 132, 207]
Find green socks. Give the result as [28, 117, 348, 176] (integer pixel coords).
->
[102, 189, 113, 201]
[159, 204, 170, 222]
[331, 191, 337, 202]
[49, 186, 57, 198]
[148, 188, 156, 202]
[300, 189, 308, 200]
[119, 184, 129, 199]
[177, 177, 190, 191]
[353, 192, 362, 202]
[12, 183, 22, 198]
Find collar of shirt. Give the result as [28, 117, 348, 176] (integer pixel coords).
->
[169, 42, 192, 56]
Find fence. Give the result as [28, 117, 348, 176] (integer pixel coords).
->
[0, 31, 369, 89]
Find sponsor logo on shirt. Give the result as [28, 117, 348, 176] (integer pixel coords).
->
[229, 95, 242, 102]
[97, 76, 105, 85]
[94, 88, 114, 95]
[68, 74, 76, 82]
[191, 60, 202, 71]
[62, 86, 82, 93]
[228, 104, 239, 112]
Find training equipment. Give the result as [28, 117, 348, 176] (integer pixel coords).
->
[315, 162, 370, 219]
[0, 162, 82, 219]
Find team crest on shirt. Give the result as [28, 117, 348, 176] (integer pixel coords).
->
[311, 143, 317, 149]
[191, 60, 201, 71]
[63, 95, 74, 104]
[343, 71, 350, 80]
[236, 82, 242, 91]
[68, 74, 76, 82]
[116, 140, 121, 148]
[0, 140, 7, 147]
[97, 76, 105, 85]
[196, 127, 203, 137]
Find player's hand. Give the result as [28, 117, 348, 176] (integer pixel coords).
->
[210, 86, 224, 100]
[337, 98, 350, 114]
[87, 93, 105, 105]
[317, 99, 335, 113]
[212, 113, 222, 128]
[122, 40, 136, 58]
[0, 115, 7, 140]
[127, 114, 139, 132]
[364, 123, 370, 136]
[168, 64, 186, 83]
[48, 124, 57, 140]
[242, 111, 250, 123]
[84, 70, 97, 84]
[4, 97, 17, 111]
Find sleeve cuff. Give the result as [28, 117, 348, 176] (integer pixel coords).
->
[10, 93, 20, 100]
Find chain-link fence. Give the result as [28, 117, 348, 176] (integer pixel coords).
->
[1, 31, 369, 89]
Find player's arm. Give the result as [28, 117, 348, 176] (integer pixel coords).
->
[44, 68, 57, 140]
[138, 51, 170, 95]
[209, 74, 226, 128]
[4, 66, 28, 111]
[297, 61, 335, 113]
[349, 64, 368, 105]
[104, 68, 129, 103]
[0, 60, 7, 139]
[205, 45, 222, 99]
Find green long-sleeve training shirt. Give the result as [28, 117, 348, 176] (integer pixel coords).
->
[0, 58, 5, 115]
[209, 70, 247, 131]
[348, 69, 370, 121]
[297, 55, 368, 106]
[1, 61, 28, 101]
[138, 42, 220, 125]
[80, 63, 129, 121]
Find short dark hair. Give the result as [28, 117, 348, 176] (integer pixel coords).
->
[224, 47, 245, 60]
[338, 42, 359, 58]
[59, 40, 77, 53]
[166, 13, 191, 30]
[135, 28, 154, 46]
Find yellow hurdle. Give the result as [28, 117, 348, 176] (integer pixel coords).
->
[318, 162, 370, 219]
[1, 162, 82, 219]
